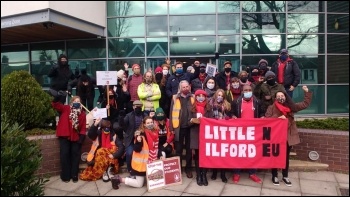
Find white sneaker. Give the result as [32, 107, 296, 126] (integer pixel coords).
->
[161, 151, 166, 158]
[282, 177, 292, 187]
[102, 171, 110, 182]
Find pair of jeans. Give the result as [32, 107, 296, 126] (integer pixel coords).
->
[125, 143, 134, 173]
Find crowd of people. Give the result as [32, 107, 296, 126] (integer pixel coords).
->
[50, 49, 311, 189]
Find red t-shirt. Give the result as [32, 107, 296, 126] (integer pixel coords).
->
[241, 98, 254, 119]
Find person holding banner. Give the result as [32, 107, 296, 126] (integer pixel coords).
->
[230, 84, 265, 184]
[265, 85, 312, 186]
[190, 89, 214, 186]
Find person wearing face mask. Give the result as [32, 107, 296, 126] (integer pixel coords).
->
[238, 70, 253, 89]
[271, 49, 301, 98]
[191, 63, 209, 93]
[153, 108, 174, 159]
[126, 64, 143, 114]
[137, 71, 161, 115]
[215, 61, 238, 91]
[189, 89, 213, 186]
[203, 76, 217, 99]
[230, 84, 265, 184]
[258, 59, 269, 77]
[265, 86, 312, 187]
[51, 95, 86, 183]
[225, 77, 241, 103]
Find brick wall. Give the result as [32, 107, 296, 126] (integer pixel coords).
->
[293, 129, 349, 174]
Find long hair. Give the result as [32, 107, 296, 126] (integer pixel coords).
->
[142, 71, 156, 84]
[274, 91, 297, 112]
[211, 89, 231, 112]
[138, 116, 154, 132]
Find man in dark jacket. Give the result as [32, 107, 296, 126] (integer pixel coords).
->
[216, 61, 238, 91]
[271, 49, 301, 98]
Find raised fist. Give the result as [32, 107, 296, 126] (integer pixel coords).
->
[302, 85, 309, 92]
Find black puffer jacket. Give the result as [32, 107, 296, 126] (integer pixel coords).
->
[48, 54, 75, 91]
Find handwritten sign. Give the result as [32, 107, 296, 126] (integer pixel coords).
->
[92, 108, 107, 119]
[96, 71, 118, 85]
[146, 156, 182, 192]
[206, 63, 216, 77]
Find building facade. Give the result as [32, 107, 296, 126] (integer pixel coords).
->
[1, 1, 349, 116]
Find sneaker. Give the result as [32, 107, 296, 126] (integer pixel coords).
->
[102, 171, 110, 182]
[232, 174, 240, 183]
[282, 177, 292, 187]
[249, 174, 262, 183]
[272, 176, 280, 186]
[161, 151, 166, 158]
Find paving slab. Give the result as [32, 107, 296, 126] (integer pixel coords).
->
[300, 179, 338, 196]
[183, 178, 225, 196]
[221, 184, 261, 196]
[299, 171, 337, 182]
[260, 188, 301, 196]
[334, 173, 349, 184]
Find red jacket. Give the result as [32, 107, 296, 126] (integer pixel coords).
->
[52, 101, 86, 141]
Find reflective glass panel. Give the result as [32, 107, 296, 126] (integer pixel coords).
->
[1, 62, 29, 78]
[107, 17, 145, 37]
[327, 1, 349, 13]
[241, 55, 277, 70]
[242, 34, 283, 54]
[242, 1, 285, 12]
[327, 35, 349, 54]
[218, 14, 240, 34]
[30, 42, 64, 62]
[217, 1, 240, 13]
[287, 1, 322, 12]
[293, 55, 325, 84]
[218, 35, 240, 54]
[217, 56, 240, 73]
[242, 13, 286, 33]
[327, 14, 349, 33]
[146, 16, 168, 36]
[30, 61, 56, 87]
[107, 1, 145, 17]
[287, 14, 324, 33]
[327, 85, 349, 113]
[146, 1, 168, 15]
[169, 15, 215, 36]
[292, 85, 325, 114]
[1, 44, 29, 63]
[108, 38, 145, 58]
[68, 59, 107, 77]
[67, 39, 106, 59]
[108, 58, 146, 74]
[169, 36, 216, 56]
[327, 55, 349, 83]
[169, 1, 215, 14]
[287, 34, 324, 55]
[146, 37, 168, 57]
[146, 58, 168, 71]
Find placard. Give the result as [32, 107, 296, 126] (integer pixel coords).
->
[92, 108, 107, 119]
[146, 156, 182, 192]
[205, 63, 216, 77]
[96, 71, 118, 85]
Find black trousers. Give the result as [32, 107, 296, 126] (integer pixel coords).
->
[271, 143, 292, 178]
[59, 137, 82, 181]
[175, 128, 192, 172]
[80, 96, 94, 111]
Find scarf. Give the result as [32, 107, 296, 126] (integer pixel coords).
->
[274, 100, 291, 115]
[69, 107, 81, 132]
[196, 101, 206, 115]
[101, 132, 112, 149]
[109, 98, 117, 108]
[144, 129, 159, 162]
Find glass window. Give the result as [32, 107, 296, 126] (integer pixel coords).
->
[242, 13, 286, 33]
[287, 1, 323, 12]
[218, 14, 240, 34]
[327, 14, 349, 34]
[327, 35, 349, 54]
[1, 62, 29, 79]
[169, 15, 215, 36]
[146, 16, 168, 36]
[327, 1, 349, 13]
[327, 85, 349, 114]
[108, 58, 145, 74]
[146, 58, 168, 71]
[68, 59, 107, 78]
[292, 85, 325, 114]
[217, 56, 240, 73]
[242, 1, 285, 12]
[217, 1, 240, 13]
[241, 55, 277, 70]
[169, 36, 216, 56]
[287, 34, 324, 55]
[67, 39, 106, 59]
[327, 55, 349, 83]
[242, 34, 284, 54]
[169, 1, 215, 14]
[293, 55, 325, 84]
[1, 44, 29, 63]
[30, 61, 56, 87]
[146, 1, 168, 15]
[108, 38, 145, 58]
[107, 17, 145, 37]
[146, 37, 168, 57]
[287, 14, 324, 33]
[30, 42, 65, 62]
[107, 1, 145, 17]
[218, 35, 240, 54]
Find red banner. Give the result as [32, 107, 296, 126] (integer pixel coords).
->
[199, 118, 288, 169]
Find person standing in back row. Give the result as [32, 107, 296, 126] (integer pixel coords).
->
[126, 64, 143, 113]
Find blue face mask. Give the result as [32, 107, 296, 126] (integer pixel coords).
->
[196, 97, 205, 103]
[103, 127, 110, 133]
[175, 68, 183, 74]
[72, 102, 80, 109]
[243, 92, 253, 99]
[280, 54, 288, 61]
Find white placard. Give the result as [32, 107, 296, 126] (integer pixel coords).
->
[205, 63, 217, 77]
[93, 108, 107, 119]
[96, 71, 118, 85]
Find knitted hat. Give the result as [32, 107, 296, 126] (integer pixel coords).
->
[265, 71, 276, 78]
[116, 69, 125, 79]
[279, 49, 288, 54]
[258, 59, 268, 67]
[195, 89, 207, 97]
[155, 108, 165, 116]
[133, 100, 143, 106]
[187, 66, 194, 72]
[132, 64, 140, 70]
[224, 61, 232, 66]
[155, 66, 163, 74]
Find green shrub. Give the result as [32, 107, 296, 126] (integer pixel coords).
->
[1, 114, 48, 196]
[26, 128, 56, 136]
[1, 70, 55, 130]
[296, 118, 349, 131]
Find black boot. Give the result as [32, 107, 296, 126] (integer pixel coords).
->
[196, 173, 203, 186]
[211, 169, 217, 180]
[221, 170, 227, 183]
[202, 171, 208, 186]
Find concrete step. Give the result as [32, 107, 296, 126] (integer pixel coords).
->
[290, 152, 297, 156]
[288, 159, 329, 171]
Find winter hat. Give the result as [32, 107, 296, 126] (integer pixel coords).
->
[258, 59, 268, 67]
[133, 100, 143, 106]
[265, 71, 276, 78]
[200, 63, 206, 68]
[132, 64, 140, 70]
[155, 108, 165, 117]
[155, 66, 163, 74]
[279, 49, 288, 54]
[187, 66, 194, 72]
[116, 70, 125, 79]
[195, 89, 207, 97]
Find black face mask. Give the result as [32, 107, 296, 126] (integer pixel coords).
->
[155, 73, 163, 81]
[117, 78, 121, 82]
[200, 68, 206, 73]
[240, 77, 248, 83]
[224, 67, 231, 73]
[251, 72, 258, 76]
[134, 107, 142, 115]
[109, 95, 114, 99]
[267, 78, 276, 86]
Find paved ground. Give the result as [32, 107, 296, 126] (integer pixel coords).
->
[44, 170, 349, 196]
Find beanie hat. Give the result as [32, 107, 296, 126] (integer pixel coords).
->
[132, 64, 140, 70]
[116, 70, 125, 79]
[258, 59, 268, 67]
[195, 89, 207, 97]
[265, 71, 276, 78]
[155, 108, 165, 117]
[155, 66, 163, 74]
[187, 66, 194, 72]
[80, 74, 89, 82]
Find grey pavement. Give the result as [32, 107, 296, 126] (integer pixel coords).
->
[44, 170, 349, 196]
